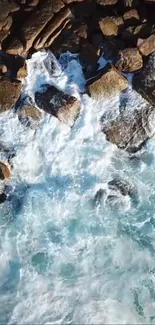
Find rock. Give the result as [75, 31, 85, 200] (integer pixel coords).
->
[0, 64, 7, 74]
[91, 32, 103, 48]
[18, 104, 42, 127]
[108, 177, 136, 197]
[0, 161, 10, 180]
[133, 53, 155, 106]
[99, 16, 124, 36]
[100, 104, 155, 152]
[87, 63, 128, 100]
[17, 62, 27, 80]
[0, 77, 21, 112]
[35, 86, 81, 127]
[33, 7, 71, 50]
[13, 0, 65, 54]
[6, 39, 24, 56]
[102, 38, 125, 59]
[115, 48, 143, 72]
[137, 34, 155, 56]
[123, 9, 140, 26]
[96, 0, 118, 5]
[0, 52, 26, 79]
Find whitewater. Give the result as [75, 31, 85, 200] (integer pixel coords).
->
[0, 50, 155, 324]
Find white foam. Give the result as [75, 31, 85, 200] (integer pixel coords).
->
[0, 51, 154, 324]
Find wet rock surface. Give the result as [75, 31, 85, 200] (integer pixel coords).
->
[87, 63, 128, 99]
[101, 103, 155, 152]
[35, 85, 81, 127]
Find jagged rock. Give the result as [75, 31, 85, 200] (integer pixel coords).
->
[0, 161, 10, 180]
[0, 77, 21, 112]
[18, 104, 42, 127]
[99, 16, 124, 36]
[100, 103, 155, 152]
[35, 86, 81, 127]
[133, 53, 155, 106]
[7, 0, 65, 55]
[96, 0, 118, 5]
[137, 34, 155, 56]
[33, 7, 71, 50]
[115, 48, 143, 72]
[87, 63, 128, 100]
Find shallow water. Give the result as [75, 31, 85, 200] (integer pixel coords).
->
[0, 51, 155, 324]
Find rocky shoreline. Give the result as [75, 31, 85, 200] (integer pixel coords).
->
[0, 0, 155, 202]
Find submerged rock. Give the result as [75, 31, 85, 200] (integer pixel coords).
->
[101, 104, 155, 152]
[35, 85, 81, 127]
[108, 177, 136, 197]
[18, 104, 42, 127]
[87, 63, 128, 100]
[0, 77, 21, 112]
[94, 177, 138, 207]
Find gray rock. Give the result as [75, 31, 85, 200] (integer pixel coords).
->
[101, 102, 155, 152]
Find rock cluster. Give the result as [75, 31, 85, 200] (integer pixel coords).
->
[0, 0, 155, 202]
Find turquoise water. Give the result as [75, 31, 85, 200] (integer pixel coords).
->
[0, 51, 155, 324]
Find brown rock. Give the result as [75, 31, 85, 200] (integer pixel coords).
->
[115, 48, 143, 72]
[0, 77, 21, 112]
[35, 86, 81, 127]
[137, 34, 155, 56]
[87, 63, 128, 100]
[0, 64, 7, 74]
[17, 63, 28, 80]
[18, 0, 64, 54]
[18, 104, 42, 127]
[0, 161, 10, 180]
[6, 39, 24, 56]
[99, 16, 124, 37]
[33, 7, 71, 50]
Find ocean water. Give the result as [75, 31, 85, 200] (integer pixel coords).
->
[0, 50, 155, 324]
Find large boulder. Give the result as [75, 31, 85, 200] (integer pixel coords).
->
[87, 63, 128, 100]
[101, 103, 155, 152]
[115, 48, 143, 72]
[35, 86, 81, 127]
[0, 77, 21, 112]
[133, 53, 155, 106]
